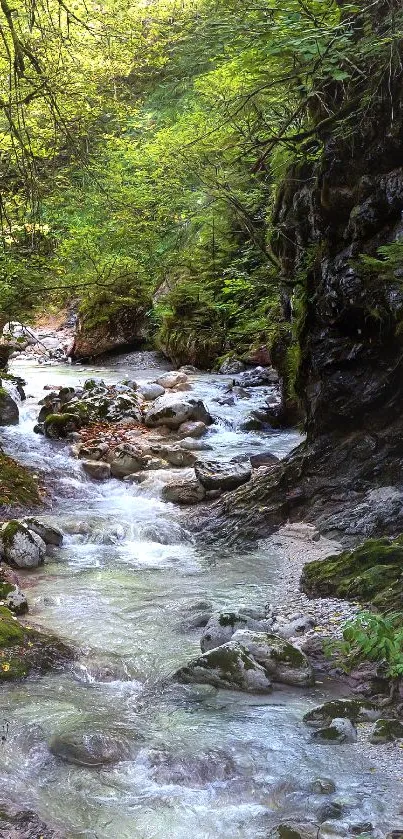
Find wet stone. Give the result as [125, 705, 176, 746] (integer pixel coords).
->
[49, 728, 132, 766]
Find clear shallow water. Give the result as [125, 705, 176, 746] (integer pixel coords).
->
[0, 354, 402, 837]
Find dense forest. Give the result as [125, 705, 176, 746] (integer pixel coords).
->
[1, 0, 401, 372]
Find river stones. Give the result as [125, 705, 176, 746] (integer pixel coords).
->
[0, 806, 63, 839]
[232, 630, 315, 687]
[312, 717, 357, 744]
[49, 728, 131, 766]
[152, 445, 197, 468]
[162, 478, 206, 505]
[109, 446, 146, 477]
[81, 460, 111, 481]
[0, 390, 19, 425]
[156, 371, 189, 389]
[234, 365, 279, 387]
[0, 521, 46, 569]
[200, 611, 273, 652]
[303, 698, 380, 727]
[310, 778, 336, 795]
[177, 421, 207, 438]
[138, 382, 165, 400]
[275, 615, 316, 639]
[144, 393, 212, 430]
[179, 437, 213, 451]
[194, 459, 251, 492]
[44, 412, 82, 438]
[21, 518, 63, 547]
[369, 718, 403, 744]
[219, 358, 246, 375]
[175, 641, 273, 692]
[268, 822, 319, 839]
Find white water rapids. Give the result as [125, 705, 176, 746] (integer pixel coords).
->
[0, 352, 401, 838]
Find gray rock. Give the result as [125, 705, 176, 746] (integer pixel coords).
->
[154, 445, 197, 468]
[200, 611, 273, 652]
[145, 394, 212, 430]
[138, 383, 165, 401]
[303, 698, 380, 727]
[0, 522, 46, 569]
[49, 728, 131, 766]
[5, 587, 28, 614]
[81, 460, 111, 481]
[310, 778, 336, 795]
[318, 821, 349, 839]
[162, 478, 206, 505]
[21, 518, 63, 547]
[312, 717, 357, 744]
[275, 616, 316, 639]
[156, 371, 189, 389]
[0, 390, 19, 425]
[179, 437, 213, 451]
[250, 451, 280, 468]
[77, 442, 110, 461]
[232, 629, 315, 686]
[234, 366, 279, 387]
[194, 459, 251, 492]
[177, 421, 207, 438]
[218, 359, 245, 375]
[175, 641, 273, 693]
[110, 449, 144, 477]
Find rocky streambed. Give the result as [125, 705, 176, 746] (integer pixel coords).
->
[0, 352, 402, 838]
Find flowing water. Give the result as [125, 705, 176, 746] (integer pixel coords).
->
[0, 353, 402, 837]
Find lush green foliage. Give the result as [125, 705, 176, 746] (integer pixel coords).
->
[336, 610, 403, 680]
[0, 0, 402, 361]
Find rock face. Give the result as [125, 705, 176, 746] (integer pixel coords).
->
[0, 390, 19, 425]
[145, 394, 212, 430]
[205, 17, 403, 543]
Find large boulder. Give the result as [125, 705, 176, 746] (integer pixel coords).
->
[175, 641, 273, 693]
[0, 390, 19, 425]
[177, 421, 207, 438]
[0, 521, 46, 569]
[44, 412, 82, 438]
[152, 445, 197, 468]
[138, 383, 165, 401]
[162, 478, 206, 505]
[109, 445, 146, 477]
[70, 306, 150, 360]
[312, 717, 357, 744]
[232, 630, 315, 687]
[303, 698, 380, 727]
[194, 460, 251, 492]
[145, 394, 212, 430]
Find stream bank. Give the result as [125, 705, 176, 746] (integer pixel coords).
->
[0, 352, 402, 838]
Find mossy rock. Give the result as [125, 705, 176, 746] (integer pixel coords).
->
[0, 605, 74, 681]
[268, 824, 319, 839]
[175, 641, 273, 692]
[44, 412, 82, 438]
[0, 452, 41, 508]
[301, 536, 403, 611]
[303, 698, 379, 727]
[369, 718, 403, 744]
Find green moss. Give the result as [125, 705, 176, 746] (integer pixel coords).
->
[301, 536, 403, 612]
[265, 635, 306, 667]
[44, 412, 79, 427]
[1, 520, 25, 545]
[303, 698, 377, 726]
[0, 452, 41, 508]
[0, 606, 25, 645]
[218, 613, 246, 628]
[370, 718, 403, 744]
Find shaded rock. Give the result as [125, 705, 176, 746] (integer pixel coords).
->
[250, 451, 280, 468]
[44, 413, 81, 438]
[177, 421, 207, 438]
[71, 306, 149, 360]
[162, 478, 206, 505]
[234, 366, 279, 387]
[218, 358, 246, 375]
[195, 459, 251, 492]
[0, 806, 63, 838]
[76, 441, 110, 461]
[156, 371, 188, 389]
[0, 521, 46, 569]
[312, 717, 357, 744]
[154, 445, 197, 468]
[232, 629, 314, 686]
[81, 460, 111, 481]
[369, 718, 403, 744]
[175, 641, 273, 692]
[268, 823, 319, 839]
[5, 588, 28, 615]
[145, 393, 212, 430]
[0, 390, 19, 425]
[138, 383, 165, 401]
[21, 518, 63, 547]
[49, 728, 131, 766]
[275, 616, 316, 639]
[310, 778, 336, 795]
[303, 698, 380, 727]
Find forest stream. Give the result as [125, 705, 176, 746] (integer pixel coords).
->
[0, 352, 401, 838]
